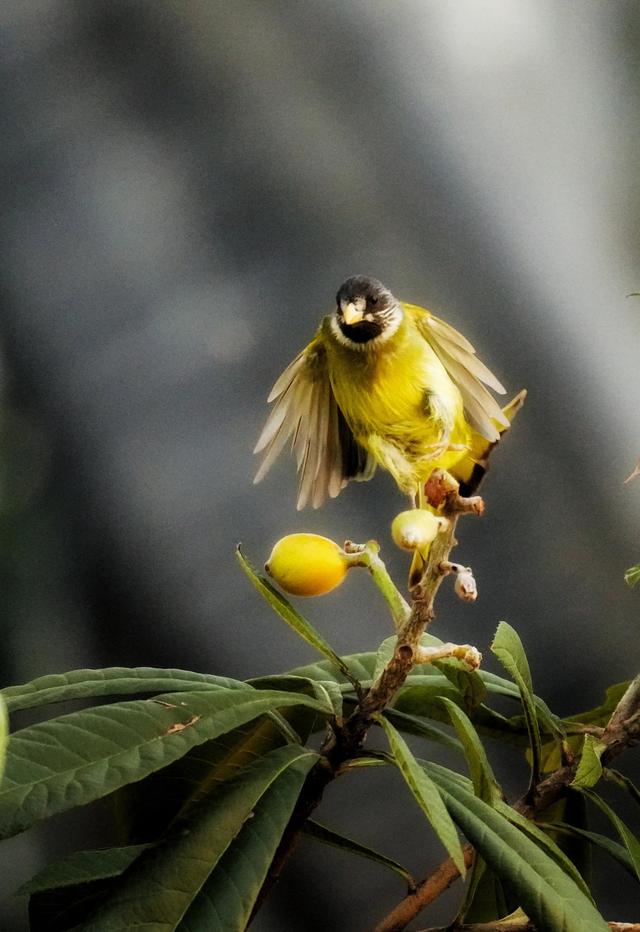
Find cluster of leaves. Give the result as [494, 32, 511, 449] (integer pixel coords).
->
[0, 554, 638, 931]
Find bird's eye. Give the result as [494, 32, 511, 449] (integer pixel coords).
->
[370, 296, 378, 306]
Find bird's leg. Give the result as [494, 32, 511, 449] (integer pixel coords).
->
[424, 468, 484, 515]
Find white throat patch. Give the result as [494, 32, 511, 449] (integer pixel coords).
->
[330, 304, 403, 351]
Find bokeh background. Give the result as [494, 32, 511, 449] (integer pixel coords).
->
[1, 1, 640, 929]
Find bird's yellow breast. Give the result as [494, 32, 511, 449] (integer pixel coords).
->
[322, 313, 469, 491]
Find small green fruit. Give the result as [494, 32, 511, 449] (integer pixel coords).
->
[265, 533, 348, 596]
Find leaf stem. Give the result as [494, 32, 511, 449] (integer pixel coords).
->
[343, 539, 411, 631]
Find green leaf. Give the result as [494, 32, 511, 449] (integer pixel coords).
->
[177, 751, 316, 931]
[571, 734, 605, 789]
[488, 625, 561, 738]
[19, 845, 150, 895]
[421, 760, 591, 901]
[1, 667, 243, 714]
[536, 792, 592, 890]
[491, 621, 543, 788]
[457, 857, 511, 923]
[479, 670, 562, 735]
[237, 547, 358, 687]
[77, 744, 317, 930]
[378, 706, 462, 753]
[394, 683, 530, 748]
[286, 636, 487, 693]
[545, 821, 637, 880]
[302, 820, 416, 890]
[376, 715, 466, 876]
[114, 713, 300, 843]
[0, 688, 330, 838]
[494, 800, 593, 901]
[435, 660, 486, 713]
[372, 636, 397, 682]
[288, 651, 378, 689]
[625, 564, 640, 588]
[248, 674, 343, 718]
[424, 764, 609, 931]
[369, 633, 449, 683]
[577, 788, 640, 882]
[440, 697, 499, 804]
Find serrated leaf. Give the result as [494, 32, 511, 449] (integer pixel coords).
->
[440, 697, 499, 804]
[77, 744, 317, 930]
[545, 821, 637, 880]
[19, 845, 150, 895]
[177, 751, 315, 931]
[0, 688, 330, 838]
[577, 788, 640, 882]
[302, 820, 416, 890]
[237, 547, 357, 687]
[572, 735, 605, 788]
[376, 715, 466, 876]
[1, 667, 243, 714]
[625, 564, 640, 588]
[491, 621, 543, 788]
[424, 763, 609, 931]
[114, 713, 299, 843]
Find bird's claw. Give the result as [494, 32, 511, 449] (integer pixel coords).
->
[424, 469, 484, 516]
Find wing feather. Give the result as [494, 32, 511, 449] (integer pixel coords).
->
[254, 334, 376, 508]
[409, 304, 508, 443]
[431, 331, 506, 394]
[423, 312, 476, 353]
[267, 353, 306, 402]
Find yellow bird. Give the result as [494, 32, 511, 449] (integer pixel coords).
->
[254, 276, 511, 512]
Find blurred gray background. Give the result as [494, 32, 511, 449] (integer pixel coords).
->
[1, 1, 640, 929]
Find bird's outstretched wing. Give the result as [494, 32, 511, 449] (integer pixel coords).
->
[407, 303, 508, 442]
[254, 334, 376, 509]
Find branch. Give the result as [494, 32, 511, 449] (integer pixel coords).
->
[254, 393, 527, 919]
[252, 482, 480, 920]
[375, 675, 640, 931]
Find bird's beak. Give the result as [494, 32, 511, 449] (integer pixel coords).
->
[342, 301, 365, 325]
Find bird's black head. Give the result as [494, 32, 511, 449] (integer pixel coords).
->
[334, 276, 400, 345]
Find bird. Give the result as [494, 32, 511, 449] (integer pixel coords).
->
[254, 275, 512, 513]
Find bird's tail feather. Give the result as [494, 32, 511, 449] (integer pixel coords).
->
[452, 389, 527, 495]
[407, 390, 526, 588]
